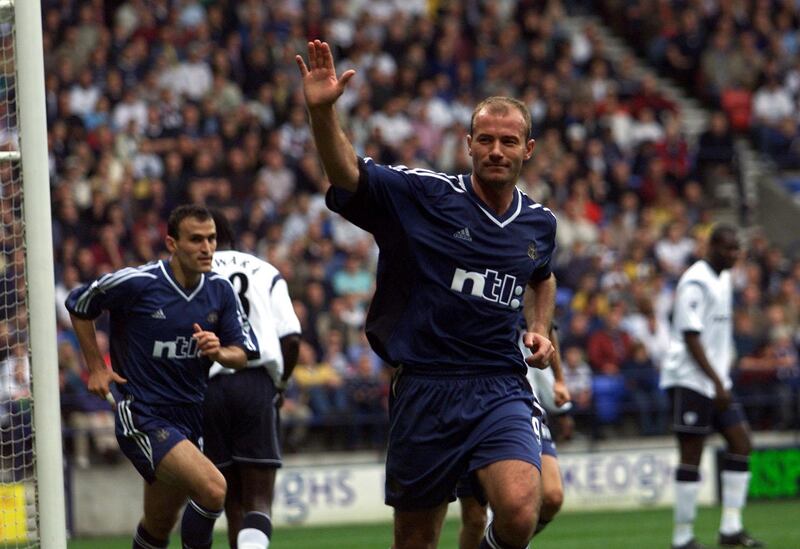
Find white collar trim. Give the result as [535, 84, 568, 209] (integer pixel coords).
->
[160, 260, 205, 302]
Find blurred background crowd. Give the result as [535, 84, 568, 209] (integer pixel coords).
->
[1, 0, 799, 470]
[602, 0, 800, 169]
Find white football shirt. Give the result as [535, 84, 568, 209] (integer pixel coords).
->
[209, 250, 301, 384]
[660, 259, 734, 398]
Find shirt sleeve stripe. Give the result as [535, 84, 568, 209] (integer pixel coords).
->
[388, 165, 464, 193]
[73, 270, 157, 314]
[269, 273, 283, 294]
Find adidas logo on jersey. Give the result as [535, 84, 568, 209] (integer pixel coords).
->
[453, 227, 472, 241]
[151, 309, 166, 319]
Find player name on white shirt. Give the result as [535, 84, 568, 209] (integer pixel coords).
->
[209, 250, 301, 384]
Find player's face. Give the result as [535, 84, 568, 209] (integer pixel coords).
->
[167, 216, 217, 275]
[711, 232, 740, 271]
[467, 109, 534, 191]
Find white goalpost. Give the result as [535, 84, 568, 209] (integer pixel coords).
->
[0, 0, 67, 546]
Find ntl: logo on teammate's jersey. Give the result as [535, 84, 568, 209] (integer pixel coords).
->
[152, 337, 201, 359]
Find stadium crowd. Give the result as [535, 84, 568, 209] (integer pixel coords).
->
[601, 0, 800, 169]
[0, 0, 794, 468]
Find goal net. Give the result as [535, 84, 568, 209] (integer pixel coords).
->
[0, 0, 65, 546]
[0, 1, 38, 545]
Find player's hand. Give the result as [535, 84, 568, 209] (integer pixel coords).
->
[523, 331, 554, 369]
[553, 380, 571, 408]
[714, 384, 732, 412]
[295, 40, 355, 109]
[87, 366, 126, 405]
[193, 323, 221, 359]
[556, 414, 575, 442]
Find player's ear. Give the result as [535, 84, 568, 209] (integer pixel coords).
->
[466, 134, 473, 156]
[524, 138, 535, 160]
[165, 235, 177, 253]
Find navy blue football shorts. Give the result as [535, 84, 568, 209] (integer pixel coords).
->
[540, 411, 557, 458]
[456, 407, 553, 504]
[203, 367, 281, 469]
[667, 386, 747, 435]
[385, 367, 542, 510]
[114, 395, 203, 484]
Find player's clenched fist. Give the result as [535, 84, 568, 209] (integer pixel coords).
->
[193, 323, 221, 359]
[523, 331, 554, 369]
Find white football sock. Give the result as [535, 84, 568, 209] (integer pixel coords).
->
[720, 470, 750, 535]
[673, 480, 701, 546]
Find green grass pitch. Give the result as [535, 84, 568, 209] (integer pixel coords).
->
[65, 499, 800, 548]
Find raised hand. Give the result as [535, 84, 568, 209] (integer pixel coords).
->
[295, 40, 355, 109]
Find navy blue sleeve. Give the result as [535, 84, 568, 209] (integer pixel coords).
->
[65, 268, 154, 319]
[325, 157, 425, 234]
[529, 209, 558, 283]
[214, 277, 259, 356]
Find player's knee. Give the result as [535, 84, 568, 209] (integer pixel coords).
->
[495, 498, 538, 543]
[395, 525, 438, 549]
[463, 514, 487, 533]
[209, 476, 227, 509]
[460, 503, 487, 531]
[542, 486, 563, 516]
[731, 438, 751, 457]
[197, 473, 227, 510]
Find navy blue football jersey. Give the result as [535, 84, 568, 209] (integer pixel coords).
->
[326, 158, 556, 373]
[66, 260, 257, 405]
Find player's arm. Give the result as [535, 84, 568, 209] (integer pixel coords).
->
[295, 40, 358, 191]
[279, 334, 300, 387]
[209, 278, 260, 369]
[674, 280, 730, 409]
[270, 274, 302, 389]
[69, 314, 127, 401]
[522, 273, 556, 369]
[193, 323, 247, 369]
[683, 330, 730, 409]
[549, 325, 571, 407]
[64, 272, 139, 403]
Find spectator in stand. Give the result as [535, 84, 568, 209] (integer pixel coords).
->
[654, 221, 696, 283]
[622, 342, 668, 436]
[591, 359, 627, 439]
[58, 340, 119, 469]
[655, 116, 690, 186]
[54, 265, 83, 330]
[560, 311, 593, 352]
[769, 325, 800, 429]
[561, 343, 593, 438]
[0, 340, 32, 480]
[293, 341, 347, 421]
[587, 304, 633, 373]
[695, 112, 736, 183]
[629, 74, 677, 119]
[332, 252, 373, 306]
[764, 117, 800, 170]
[699, 30, 738, 106]
[344, 353, 387, 449]
[752, 72, 794, 154]
[664, 9, 705, 90]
